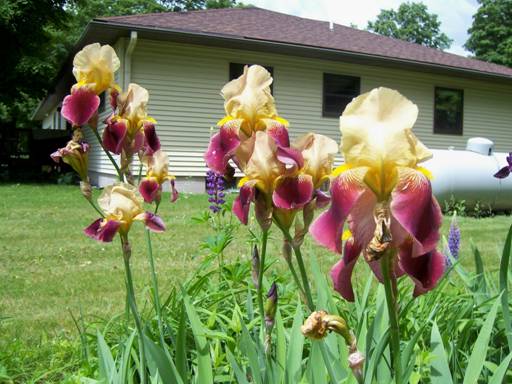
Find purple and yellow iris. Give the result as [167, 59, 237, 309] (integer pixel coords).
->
[102, 83, 160, 158]
[204, 65, 338, 229]
[61, 43, 120, 127]
[139, 150, 178, 203]
[51, 140, 90, 181]
[310, 87, 445, 301]
[84, 183, 165, 242]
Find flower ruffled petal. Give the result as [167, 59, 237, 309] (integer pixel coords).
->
[204, 122, 241, 174]
[399, 242, 445, 297]
[139, 178, 160, 203]
[309, 167, 368, 253]
[143, 121, 161, 155]
[267, 123, 290, 147]
[272, 174, 314, 210]
[330, 238, 362, 301]
[222, 65, 276, 134]
[233, 180, 256, 225]
[294, 133, 338, 187]
[494, 166, 511, 179]
[391, 168, 442, 258]
[103, 118, 128, 154]
[84, 218, 120, 242]
[61, 88, 100, 127]
[340, 87, 431, 172]
[143, 212, 166, 232]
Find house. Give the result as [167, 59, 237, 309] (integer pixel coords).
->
[32, 7, 512, 192]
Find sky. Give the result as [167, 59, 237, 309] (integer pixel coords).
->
[246, 0, 480, 56]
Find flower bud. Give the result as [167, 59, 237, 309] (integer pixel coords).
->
[251, 245, 260, 289]
[80, 180, 92, 201]
[264, 282, 278, 330]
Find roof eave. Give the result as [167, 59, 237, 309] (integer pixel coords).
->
[94, 20, 512, 82]
[33, 19, 512, 120]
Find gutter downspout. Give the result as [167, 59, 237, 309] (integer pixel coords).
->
[123, 31, 138, 89]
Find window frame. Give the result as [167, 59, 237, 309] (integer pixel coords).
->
[229, 63, 274, 93]
[433, 86, 464, 136]
[322, 73, 361, 118]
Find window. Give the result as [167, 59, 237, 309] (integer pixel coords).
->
[98, 91, 107, 114]
[229, 63, 274, 93]
[434, 87, 463, 135]
[323, 73, 360, 118]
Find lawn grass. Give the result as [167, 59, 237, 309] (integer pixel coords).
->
[0, 183, 510, 381]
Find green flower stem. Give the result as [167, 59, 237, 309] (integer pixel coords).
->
[381, 251, 401, 384]
[271, 218, 307, 302]
[145, 229, 168, 351]
[291, 244, 315, 311]
[90, 127, 123, 181]
[121, 235, 147, 384]
[257, 229, 269, 323]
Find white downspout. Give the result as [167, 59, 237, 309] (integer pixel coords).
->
[123, 31, 138, 89]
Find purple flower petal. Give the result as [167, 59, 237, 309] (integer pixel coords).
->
[267, 123, 290, 147]
[391, 169, 442, 258]
[494, 166, 511, 179]
[170, 179, 178, 203]
[61, 88, 101, 127]
[143, 121, 161, 155]
[233, 181, 256, 225]
[204, 124, 240, 174]
[139, 179, 160, 203]
[84, 218, 120, 242]
[330, 238, 362, 301]
[272, 175, 313, 210]
[144, 212, 166, 232]
[399, 243, 445, 297]
[310, 168, 367, 253]
[103, 118, 128, 155]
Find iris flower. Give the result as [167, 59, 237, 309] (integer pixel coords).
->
[204, 65, 288, 176]
[84, 183, 165, 242]
[61, 43, 120, 127]
[103, 83, 159, 157]
[51, 140, 89, 181]
[310, 88, 445, 300]
[139, 150, 178, 203]
[494, 152, 512, 179]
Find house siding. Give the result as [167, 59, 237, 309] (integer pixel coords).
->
[89, 38, 512, 180]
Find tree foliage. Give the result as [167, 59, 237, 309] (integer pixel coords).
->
[465, 0, 512, 67]
[367, 2, 452, 50]
[0, 0, 238, 132]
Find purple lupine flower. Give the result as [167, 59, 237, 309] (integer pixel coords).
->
[494, 152, 512, 179]
[446, 215, 461, 267]
[206, 169, 226, 213]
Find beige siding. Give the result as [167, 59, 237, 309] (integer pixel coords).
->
[91, 38, 512, 177]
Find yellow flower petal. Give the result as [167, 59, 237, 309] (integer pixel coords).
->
[221, 65, 277, 134]
[72, 43, 120, 94]
[294, 133, 338, 187]
[339, 87, 432, 199]
[331, 164, 353, 177]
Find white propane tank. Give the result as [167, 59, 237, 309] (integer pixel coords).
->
[424, 138, 512, 210]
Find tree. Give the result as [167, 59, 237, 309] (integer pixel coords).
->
[465, 0, 512, 67]
[367, 2, 453, 50]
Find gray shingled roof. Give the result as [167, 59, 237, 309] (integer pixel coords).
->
[98, 6, 512, 78]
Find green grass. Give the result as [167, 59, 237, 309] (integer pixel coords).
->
[0, 183, 510, 381]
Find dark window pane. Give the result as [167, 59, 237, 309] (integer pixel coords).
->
[229, 63, 274, 93]
[434, 87, 463, 135]
[98, 91, 107, 113]
[323, 73, 360, 117]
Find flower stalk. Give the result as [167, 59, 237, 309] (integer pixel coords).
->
[381, 250, 402, 384]
[121, 234, 147, 384]
[256, 229, 269, 324]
